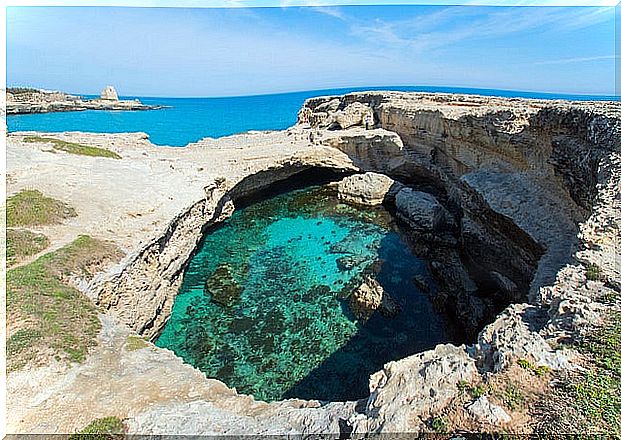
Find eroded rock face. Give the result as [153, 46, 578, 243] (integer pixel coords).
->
[337, 172, 401, 206]
[351, 344, 477, 433]
[312, 128, 407, 175]
[100, 85, 119, 101]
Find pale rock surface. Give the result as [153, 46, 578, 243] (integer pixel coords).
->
[313, 128, 407, 174]
[352, 344, 478, 433]
[476, 303, 574, 372]
[337, 172, 401, 206]
[395, 187, 453, 232]
[333, 102, 375, 129]
[466, 396, 511, 425]
[100, 85, 119, 100]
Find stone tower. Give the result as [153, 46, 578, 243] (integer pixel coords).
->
[100, 85, 119, 101]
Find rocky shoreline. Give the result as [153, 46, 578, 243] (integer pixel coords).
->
[6, 91, 620, 435]
[6, 85, 164, 115]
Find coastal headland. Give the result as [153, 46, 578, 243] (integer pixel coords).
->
[6, 85, 164, 115]
[6, 91, 620, 436]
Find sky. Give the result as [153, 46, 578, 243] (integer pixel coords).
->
[6, 3, 618, 97]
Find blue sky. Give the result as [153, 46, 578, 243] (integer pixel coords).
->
[6, 4, 617, 96]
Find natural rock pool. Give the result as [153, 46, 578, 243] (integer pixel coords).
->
[156, 184, 454, 402]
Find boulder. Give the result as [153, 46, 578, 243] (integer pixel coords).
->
[351, 344, 478, 434]
[475, 303, 574, 372]
[337, 172, 402, 206]
[100, 85, 119, 101]
[466, 396, 511, 425]
[395, 188, 454, 232]
[348, 276, 401, 322]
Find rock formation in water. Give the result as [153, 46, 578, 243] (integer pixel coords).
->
[6, 91, 620, 437]
[348, 276, 401, 321]
[5, 86, 162, 114]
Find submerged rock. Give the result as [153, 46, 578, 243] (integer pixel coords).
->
[412, 275, 431, 293]
[349, 276, 401, 322]
[205, 264, 243, 307]
[337, 172, 402, 207]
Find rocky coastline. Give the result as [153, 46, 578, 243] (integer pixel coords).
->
[6, 91, 620, 436]
[6, 85, 164, 115]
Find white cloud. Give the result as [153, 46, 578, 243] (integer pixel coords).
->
[345, 5, 614, 53]
[533, 54, 618, 64]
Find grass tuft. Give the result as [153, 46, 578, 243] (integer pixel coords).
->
[7, 235, 123, 372]
[573, 312, 621, 431]
[7, 189, 77, 227]
[125, 335, 148, 351]
[456, 380, 488, 399]
[503, 382, 525, 410]
[24, 136, 121, 159]
[69, 416, 125, 440]
[429, 416, 448, 433]
[7, 228, 50, 265]
[585, 263, 603, 282]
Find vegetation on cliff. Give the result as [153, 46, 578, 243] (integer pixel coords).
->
[7, 235, 123, 371]
[7, 228, 50, 266]
[69, 416, 126, 440]
[24, 136, 122, 159]
[7, 189, 77, 227]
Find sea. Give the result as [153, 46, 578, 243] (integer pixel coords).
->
[7, 86, 618, 147]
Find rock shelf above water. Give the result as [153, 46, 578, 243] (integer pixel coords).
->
[6, 86, 164, 114]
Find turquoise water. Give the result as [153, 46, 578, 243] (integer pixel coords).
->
[7, 86, 617, 147]
[155, 185, 452, 402]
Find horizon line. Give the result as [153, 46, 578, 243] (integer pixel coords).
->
[7, 84, 619, 100]
[5, 1, 620, 7]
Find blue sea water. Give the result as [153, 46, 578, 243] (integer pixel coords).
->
[155, 185, 452, 402]
[7, 86, 617, 147]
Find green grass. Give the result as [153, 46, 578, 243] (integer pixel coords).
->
[125, 335, 148, 351]
[7, 235, 123, 372]
[7, 228, 50, 265]
[7, 189, 77, 227]
[517, 358, 535, 370]
[69, 416, 125, 440]
[429, 416, 448, 433]
[585, 263, 603, 282]
[24, 136, 121, 159]
[502, 382, 525, 410]
[573, 312, 621, 432]
[457, 380, 487, 399]
[517, 358, 551, 377]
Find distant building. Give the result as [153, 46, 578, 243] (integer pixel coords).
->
[100, 85, 119, 101]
